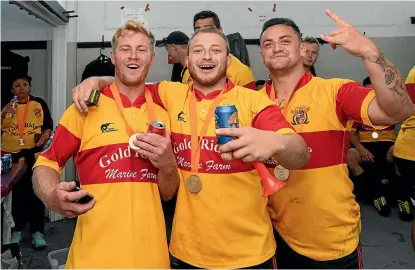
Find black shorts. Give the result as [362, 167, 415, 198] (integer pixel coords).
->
[274, 230, 363, 269]
[172, 256, 276, 269]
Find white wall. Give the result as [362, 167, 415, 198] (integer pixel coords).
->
[10, 50, 50, 103]
[76, 1, 415, 42]
[1, 1, 53, 41]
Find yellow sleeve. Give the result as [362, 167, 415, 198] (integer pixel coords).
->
[33, 105, 85, 174]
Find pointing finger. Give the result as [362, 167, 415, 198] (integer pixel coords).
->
[325, 9, 348, 27]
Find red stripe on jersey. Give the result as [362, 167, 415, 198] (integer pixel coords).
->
[41, 124, 81, 167]
[243, 81, 257, 90]
[171, 133, 255, 174]
[145, 82, 165, 108]
[264, 130, 349, 170]
[406, 83, 415, 102]
[252, 105, 295, 132]
[76, 143, 158, 185]
[336, 82, 372, 125]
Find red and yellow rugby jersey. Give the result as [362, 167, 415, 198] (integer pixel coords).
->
[394, 67, 415, 161]
[351, 122, 396, 143]
[181, 54, 256, 90]
[33, 85, 171, 269]
[260, 73, 378, 261]
[147, 79, 294, 268]
[2, 95, 53, 153]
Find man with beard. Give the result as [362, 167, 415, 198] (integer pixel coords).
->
[32, 20, 179, 268]
[71, 26, 310, 268]
[180, 10, 256, 90]
[259, 10, 414, 268]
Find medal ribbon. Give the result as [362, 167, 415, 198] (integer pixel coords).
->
[189, 83, 227, 175]
[268, 81, 298, 115]
[110, 83, 155, 137]
[16, 96, 30, 144]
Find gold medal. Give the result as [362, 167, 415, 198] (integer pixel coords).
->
[186, 175, 202, 193]
[372, 132, 378, 139]
[273, 165, 289, 181]
[128, 133, 142, 150]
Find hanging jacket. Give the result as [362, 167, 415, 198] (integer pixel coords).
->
[81, 54, 115, 82]
[226, 32, 250, 67]
[1, 48, 30, 108]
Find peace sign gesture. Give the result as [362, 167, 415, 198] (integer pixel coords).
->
[320, 9, 379, 60]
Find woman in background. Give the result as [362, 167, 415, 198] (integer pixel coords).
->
[1, 73, 53, 248]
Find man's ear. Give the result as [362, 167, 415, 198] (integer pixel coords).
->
[110, 51, 116, 65]
[300, 43, 306, 57]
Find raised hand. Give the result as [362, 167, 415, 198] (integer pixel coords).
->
[320, 9, 379, 60]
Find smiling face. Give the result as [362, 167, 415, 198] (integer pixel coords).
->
[111, 30, 155, 86]
[185, 31, 230, 88]
[260, 24, 305, 72]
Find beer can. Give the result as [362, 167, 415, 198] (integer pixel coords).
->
[4, 154, 12, 169]
[87, 89, 100, 107]
[42, 135, 53, 152]
[215, 104, 239, 145]
[1, 156, 9, 174]
[147, 121, 166, 136]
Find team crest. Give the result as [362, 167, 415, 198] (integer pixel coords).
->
[291, 106, 310, 125]
[33, 108, 42, 119]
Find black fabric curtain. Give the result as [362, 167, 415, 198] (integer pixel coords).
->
[1, 47, 30, 109]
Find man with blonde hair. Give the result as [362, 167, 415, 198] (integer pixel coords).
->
[71, 26, 310, 269]
[32, 20, 179, 268]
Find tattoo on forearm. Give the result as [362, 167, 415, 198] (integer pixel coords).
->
[390, 80, 403, 96]
[371, 53, 408, 100]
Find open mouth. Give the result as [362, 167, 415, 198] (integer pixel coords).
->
[198, 64, 216, 71]
[127, 64, 140, 70]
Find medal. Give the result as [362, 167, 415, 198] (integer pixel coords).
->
[187, 83, 227, 194]
[372, 132, 378, 139]
[109, 83, 155, 142]
[273, 165, 289, 181]
[186, 175, 202, 193]
[128, 133, 142, 150]
[16, 96, 30, 148]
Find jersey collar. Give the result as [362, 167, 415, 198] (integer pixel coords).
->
[102, 84, 146, 108]
[265, 72, 313, 100]
[193, 79, 235, 102]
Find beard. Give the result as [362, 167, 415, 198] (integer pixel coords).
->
[188, 61, 227, 87]
[115, 63, 150, 87]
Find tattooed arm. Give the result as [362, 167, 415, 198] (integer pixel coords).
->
[364, 51, 414, 125]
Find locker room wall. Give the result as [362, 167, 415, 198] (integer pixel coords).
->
[75, 1, 415, 85]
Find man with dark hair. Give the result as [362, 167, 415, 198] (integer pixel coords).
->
[302, 37, 320, 76]
[180, 10, 256, 89]
[71, 26, 310, 269]
[162, 31, 190, 83]
[193, 10, 221, 31]
[259, 11, 413, 269]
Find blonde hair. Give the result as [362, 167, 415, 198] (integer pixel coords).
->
[111, 19, 155, 52]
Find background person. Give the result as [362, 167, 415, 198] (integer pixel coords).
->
[349, 76, 397, 217]
[180, 10, 256, 89]
[1, 73, 53, 248]
[302, 37, 320, 76]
